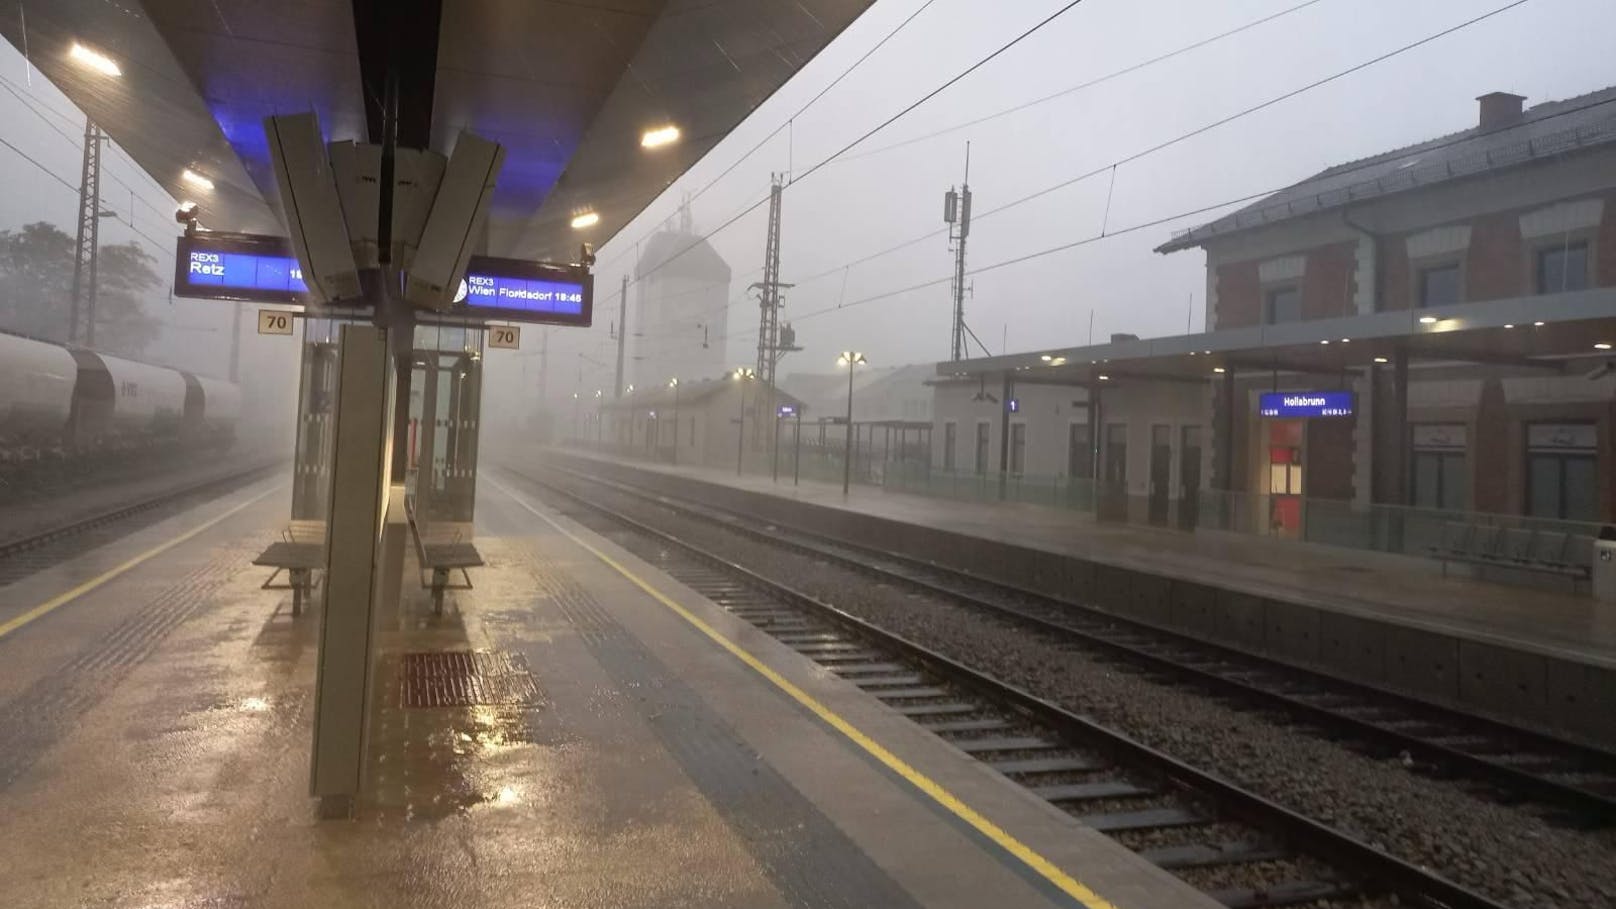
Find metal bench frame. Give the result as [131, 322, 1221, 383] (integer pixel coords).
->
[406, 502, 480, 615]
[1428, 520, 1592, 589]
[253, 528, 324, 616]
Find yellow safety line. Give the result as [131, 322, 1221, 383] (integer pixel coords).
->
[0, 485, 280, 642]
[493, 477, 1120, 909]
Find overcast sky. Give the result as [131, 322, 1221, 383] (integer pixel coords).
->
[3, 0, 1613, 396]
[541, 0, 1616, 397]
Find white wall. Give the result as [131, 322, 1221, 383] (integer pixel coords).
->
[931, 380, 1088, 476]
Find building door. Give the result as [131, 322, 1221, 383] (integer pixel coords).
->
[1099, 423, 1128, 521]
[943, 421, 957, 471]
[1526, 424, 1597, 521]
[1010, 423, 1026, 474]
[1067, 422, 1092, 478]
[1179, 425, 1202, 530]
[974, 421, 990, 475]
[1410, 424, 1467, 511]
[1267, 420, 1304, 537]
[1148, 425, 1171, 525]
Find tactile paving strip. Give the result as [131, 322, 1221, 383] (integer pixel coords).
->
[399, 650, 540, 708]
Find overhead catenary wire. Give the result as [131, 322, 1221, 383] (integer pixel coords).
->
[592, 0, 941, 275]
[613, 0, 1093, 294]
[833, 0, 1334, 165]
[658, 0, 1553, 350]
[707, 88, 1616, 348]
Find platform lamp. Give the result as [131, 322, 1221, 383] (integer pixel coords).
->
[732, 367, 755, 475]
[837, 352, 867, 496]
[668, 377, 681, 465]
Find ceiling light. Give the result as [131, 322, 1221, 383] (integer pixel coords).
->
[1504, 323, 1515, 329]
[1597, 343, 1613, 351]
[181, 169, 214, 191]
[1373, 356, 1389, 364]
[1533, 321, 1546, 327]
[69, 42, 120, 77]
[570, 211, 600, 230]
[1320, 340, 1330, 345]
[1340, 338, 1350, 343]
[641, 124, 681, 149]
[1097, 374, 1110, 381]
[1049, 357, 1067, 366]
[1040, 354, 1052, 361]
[1418, 316, 1439, 324]
[1212, 367, 1226, 374]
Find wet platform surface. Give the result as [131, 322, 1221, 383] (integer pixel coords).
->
[0, 470, 1212, 909]
[548, 451, 1616, 669]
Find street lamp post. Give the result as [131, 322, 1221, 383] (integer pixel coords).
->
[837, 352, 866, 496]
[668, 378, 681, 465]
[732, 367, 755, 475]
[594, 389, 604, 445]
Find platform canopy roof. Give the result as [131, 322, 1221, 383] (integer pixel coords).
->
[2, 0, 872, 259]
[937, 288, 1616, 387]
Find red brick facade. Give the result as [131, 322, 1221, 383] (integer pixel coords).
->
[1213, 190, 1616, 327]
[1465, 211, 1526, 301]
[1301, 242, 1358, 320]
[1213, 260, 1260, 328]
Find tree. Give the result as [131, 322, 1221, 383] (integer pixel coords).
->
[0, 221, 160, 355]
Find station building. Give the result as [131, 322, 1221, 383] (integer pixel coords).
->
[934, 85, 1616, 541]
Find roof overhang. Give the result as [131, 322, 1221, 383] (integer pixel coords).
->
[4, 0, 873, 258]
[937, 288, 1616, 386]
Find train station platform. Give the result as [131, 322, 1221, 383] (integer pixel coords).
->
[0, 469, 1212, 909]
[538, 449, 1616, 747]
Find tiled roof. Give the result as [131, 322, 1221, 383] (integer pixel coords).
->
[1156, 84, 1616, 253]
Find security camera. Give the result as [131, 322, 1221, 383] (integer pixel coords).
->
[175, 201, 199, 233]
[1585, 360, 1615, 382]
[579, 242, 596, 268]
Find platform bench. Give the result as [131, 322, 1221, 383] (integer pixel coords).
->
[252, 540, 324, 616]
[407, 511, 482, 615]
[1428, 521, 1593, 588]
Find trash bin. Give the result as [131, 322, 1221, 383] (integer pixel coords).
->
[1594, 526, 1616, 603]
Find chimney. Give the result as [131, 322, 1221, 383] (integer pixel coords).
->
[1476, 92, 1526, 130]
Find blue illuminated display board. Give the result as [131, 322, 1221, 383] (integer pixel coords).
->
[175, 234, 593, 327]
[449, 255, 592, 327]
[174, 233, 307, 303]
[1259, 391, 1354, 418]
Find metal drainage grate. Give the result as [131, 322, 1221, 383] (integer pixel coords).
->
[399, 650, 540, 708]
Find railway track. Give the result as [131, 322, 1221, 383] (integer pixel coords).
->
[508, 464, 1515, 909]
[0, 460, 280, 575]
[530, 462, 1616, 829]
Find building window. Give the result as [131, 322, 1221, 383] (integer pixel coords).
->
[1103, 423, 1127, 486]
[1410, 424, 1467, 511]
[1536, 241, 1590, 294]
[1417, 263, 1461, 308]
[1067, 422, 1093, 478]
[1010, 423, 1026, 474]
[974, 421, 990, 475]
[1526, 423, 1597, 522]
[943, 421, 957, 471]
[1265, 286, 1301, 324]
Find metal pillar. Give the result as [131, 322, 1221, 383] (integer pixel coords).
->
[229, 303, 243, 381]
[310, 324, 393, 817]
[69, 117, 105, 347]
[1214, 370, 1234, 528]
[944, 144, 973, 361]
[754, 176, 786, 386]
[997, 372, 1012, 500]
[614, 274, 628, 399]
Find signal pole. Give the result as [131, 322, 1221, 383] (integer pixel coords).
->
[943, 142, 973, 361]
[751, 173, 799, 465]
[614, 273, 627, 398]
[69, 117, 107, 347]
[752, 173, 797, 388]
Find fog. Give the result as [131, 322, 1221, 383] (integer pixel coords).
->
[490, 0, 1616, 417]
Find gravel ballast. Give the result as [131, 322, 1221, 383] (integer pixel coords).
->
[553, 474, 1616, 909]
